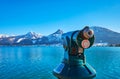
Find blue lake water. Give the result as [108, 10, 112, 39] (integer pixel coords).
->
[0, 46, 120, 79]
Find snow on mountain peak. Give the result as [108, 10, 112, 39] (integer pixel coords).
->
[0, 34, 9, 38]
[53, 29, 63, 34]
[25, 32, 42, 39]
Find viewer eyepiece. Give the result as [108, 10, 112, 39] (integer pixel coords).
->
[83, 27, 94, 39]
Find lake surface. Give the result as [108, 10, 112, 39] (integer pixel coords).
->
[0, 46, 120, 79]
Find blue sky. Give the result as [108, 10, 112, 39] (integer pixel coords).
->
[0, 0, 120, 35]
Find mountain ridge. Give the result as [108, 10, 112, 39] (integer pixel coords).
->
[0, 27, 120, 45]
[91, 26, 120, 44]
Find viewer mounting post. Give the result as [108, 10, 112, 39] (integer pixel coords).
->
[53, 26, 96, 79]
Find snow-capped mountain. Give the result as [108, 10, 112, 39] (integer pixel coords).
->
[0, 29, 63, 45]
[48, 29, 63, 42]
[0, 32, 42, 45]
[25, 32, 42, 39]
[0, 27, 120, 46]
[0, 34, 9, 38]
[36, 29, 63, 45]
[14, 32, 42, 44]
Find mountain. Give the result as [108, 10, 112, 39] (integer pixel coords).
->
[25, 32, 42, 39]
[0, 34, 9, 38]
[0, 27, 120, 46]
[91, 26, 120, 44]
[0, 32, 42, 45]
[36, 29, 63, 45]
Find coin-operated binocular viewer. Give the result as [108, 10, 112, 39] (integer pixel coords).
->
[53, 26, 96, 79]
